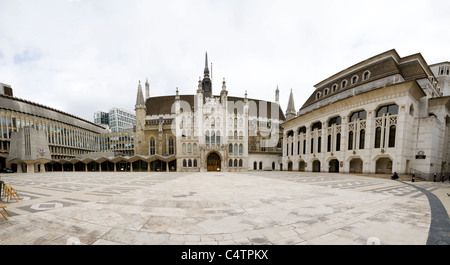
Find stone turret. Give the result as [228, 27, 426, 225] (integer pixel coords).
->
[286, 89, 296, 121]
[134, 81, 148, 155]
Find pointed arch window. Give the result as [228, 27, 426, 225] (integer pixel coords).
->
[388, 126, 396, 148]
[150, 138, 156, 155]
[336, 133, 341, 151]
[374, 127, 382, 148]
[211, 130, 215, 145]
[193, 143, 198, 154]
[216, 130, 221, 145]
[348, 131, 354, 150]
[168, 137, 174, 155]
[205, 130, 210, 145]
[359, 129, 365, 149]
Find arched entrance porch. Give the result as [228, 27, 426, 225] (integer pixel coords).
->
[376, 157, 393, 174]
[350, 158, 363, 173]
[207, 152, 221, 172]
[329, 159, 339, 173]
[298, 161, 305, 172]
[312, 160, 321, 172]
[287, 161, 293, 171]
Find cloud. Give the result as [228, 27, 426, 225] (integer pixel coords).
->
[0, 0, 449, 121]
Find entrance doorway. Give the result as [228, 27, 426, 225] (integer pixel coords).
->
[312, 160, 321, 172]
[298, 161, 305, 172]
[0, 157, 5, 169]
[350, 158, 363, 173]
[376, 157, 392, 174]
[329, 159, 339, 173]
[207, 152, 221, 171]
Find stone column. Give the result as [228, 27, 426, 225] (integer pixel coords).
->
[40, 163, 46, 173]
[26, 163, 35, 174]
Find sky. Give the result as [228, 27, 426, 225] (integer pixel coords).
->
[0, 0, 449, 122]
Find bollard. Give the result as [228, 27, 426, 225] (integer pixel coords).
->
[443, 175, 445, 183]
[434, 173, 437, 182]
[412, 172, 415, 182]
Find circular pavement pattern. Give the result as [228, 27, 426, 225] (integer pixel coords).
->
[0, 171, 448, 245]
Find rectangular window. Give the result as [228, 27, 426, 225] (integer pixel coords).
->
[317, 137, 321, 153]
[348, 131, 354, 150]
[336, 134, 341, 151]
[303, 140, 306, 155]
[359, 130, 365, 149]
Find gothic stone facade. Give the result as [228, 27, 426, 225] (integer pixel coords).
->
[133, 56, 285, 172]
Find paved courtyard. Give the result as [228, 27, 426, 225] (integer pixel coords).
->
[0, 171, 449, 245]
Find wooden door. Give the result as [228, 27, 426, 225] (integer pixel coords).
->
[207, 153, 221, 171]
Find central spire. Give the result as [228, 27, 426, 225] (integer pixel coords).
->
[204, 52, 210, 76]
[201, 52, 212, 98]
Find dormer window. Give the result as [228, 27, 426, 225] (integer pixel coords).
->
[316, 91, 322, 99]
[341, 80, 348, 89]
[351, 75, 359, 85]
[363, 71, 371, 81]
[332, 84, 338, 92]
[324, 88, 330, 96]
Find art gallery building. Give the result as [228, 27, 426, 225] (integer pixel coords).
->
[281, 49, 450, 180]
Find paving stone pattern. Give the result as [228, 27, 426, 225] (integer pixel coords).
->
[0, 171, 448, 245]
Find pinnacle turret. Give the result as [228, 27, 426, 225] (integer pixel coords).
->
[286, 88, 296, 120]
[135, 80, 146, 110]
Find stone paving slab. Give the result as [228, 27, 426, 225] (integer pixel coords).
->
[0, 171, 448, 245]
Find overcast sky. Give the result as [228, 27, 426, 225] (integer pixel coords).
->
[1, 0, 449, 122]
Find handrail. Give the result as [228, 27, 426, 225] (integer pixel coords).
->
[409, 168, 447, 181]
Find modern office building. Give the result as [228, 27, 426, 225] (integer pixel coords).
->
[94, 107, 136, 133]
[108, 107, 136, 133]
[0, 86, 107, 172]
[93, 111, 109, 127]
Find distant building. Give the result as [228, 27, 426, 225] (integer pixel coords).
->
[108, 107, 136, 132]
[93, 111, 109, 126]
[94, 107, 136, 132]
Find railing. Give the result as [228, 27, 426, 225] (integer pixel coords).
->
[408, 168, 445, 181]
